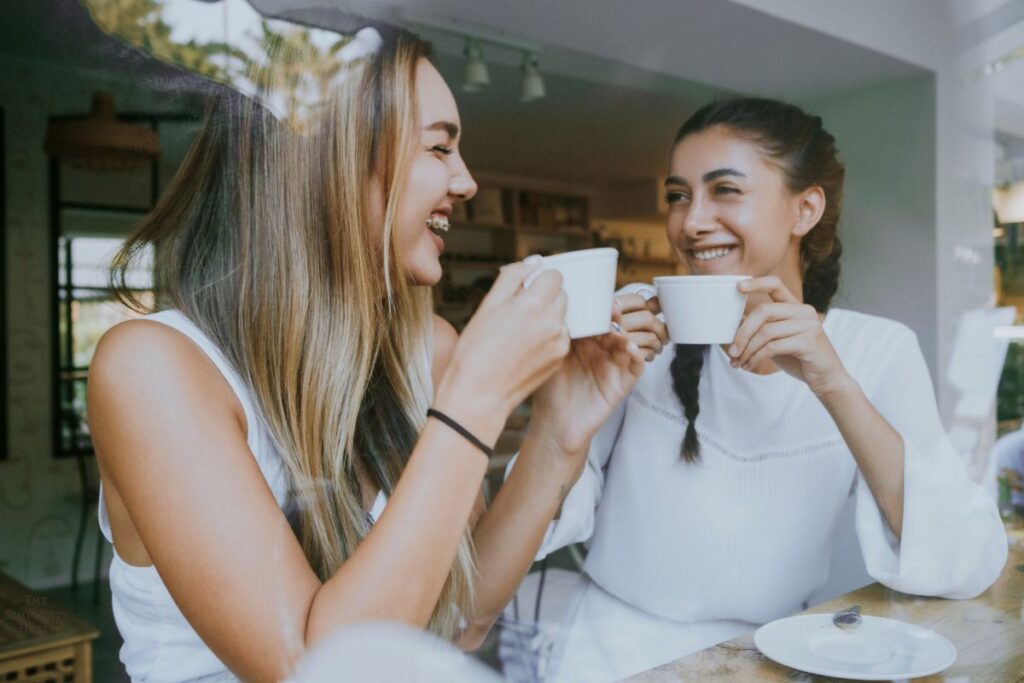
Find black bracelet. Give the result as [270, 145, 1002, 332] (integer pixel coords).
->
[426, 408, 494, 459]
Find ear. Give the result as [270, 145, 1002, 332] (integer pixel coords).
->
[792, 186, 826, 238]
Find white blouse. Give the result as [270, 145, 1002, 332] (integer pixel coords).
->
[516, 307, 1007, 682]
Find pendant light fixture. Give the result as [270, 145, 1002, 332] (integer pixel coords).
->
[463, 39, 490, 92]
[520, 52, 546, 102]
[400, 13, 546, 102]
[44, 92, 160, 170]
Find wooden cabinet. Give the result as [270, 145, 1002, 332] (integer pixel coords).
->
[0, 573, 99, 682]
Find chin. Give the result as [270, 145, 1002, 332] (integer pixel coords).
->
[408, 262, 443, 287]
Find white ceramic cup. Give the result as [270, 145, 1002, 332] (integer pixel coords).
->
[524, 248, 619, 339]
[635, 275, 751, 344]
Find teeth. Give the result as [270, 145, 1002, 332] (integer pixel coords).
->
[692, 246, 733, 261]
[426, 215, 450, 232]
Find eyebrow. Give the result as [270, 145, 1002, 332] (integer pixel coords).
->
[703, 168, 746, 182]
[424, 121, 459, 140]
[664, 168, 747, 186]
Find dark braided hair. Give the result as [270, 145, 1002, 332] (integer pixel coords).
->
[669, 98, 846, 463]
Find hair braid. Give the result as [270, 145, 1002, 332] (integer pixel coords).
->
[670, 344, 707, 462]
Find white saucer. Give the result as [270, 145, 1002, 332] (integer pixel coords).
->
[753, 614, 956, 680]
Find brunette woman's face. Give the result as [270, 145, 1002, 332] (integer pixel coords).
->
[392, 59, 478, 286]
[664, 126, 821, 281]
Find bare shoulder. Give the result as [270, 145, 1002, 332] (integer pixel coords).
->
[431, 314, 460, 385]
[91, 319, 230, 398]
[89, 319, 244, 451]
[92, 318, 196, 374]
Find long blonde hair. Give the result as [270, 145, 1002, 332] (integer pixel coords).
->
[113, 32, 475, 639]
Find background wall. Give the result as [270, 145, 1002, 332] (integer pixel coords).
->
[807, 75, 938, 374]
[737, 0, 1000, 453]
[0, 55, 187, 588]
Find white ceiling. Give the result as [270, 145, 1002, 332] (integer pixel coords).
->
[270, 0, 926, 99]
[255, 0, 932, 184]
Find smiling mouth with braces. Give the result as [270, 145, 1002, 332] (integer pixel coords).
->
[426, 215, 450, 232]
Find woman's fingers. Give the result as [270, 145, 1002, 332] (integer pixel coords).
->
[518, 269, 564, 304]
[741, 333, 806, 372]
[611, 304, 625, 329]
[615, 293, 650, 314]
[605, 293, 667, 360]
[737, 275, 800, 303]
[730, 303, 811, 356]
[620, 308, 664, 333]
[617, 303, 669, 353]
[511, 271, 568, 342]
[626, 331, 664, 361]
[451, 261, 573, 414]
[734, 319, 809, 368]
[485, 260, 542, 306]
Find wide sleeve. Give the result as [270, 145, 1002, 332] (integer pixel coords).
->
[854, 327, 1007, 599]
[505, 397, 629, 561]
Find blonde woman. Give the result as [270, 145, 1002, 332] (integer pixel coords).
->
[88, 24, 644, 683]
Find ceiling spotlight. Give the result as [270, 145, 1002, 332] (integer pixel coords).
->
[520, 52, 545, 102]
[463, 39, 490, 92]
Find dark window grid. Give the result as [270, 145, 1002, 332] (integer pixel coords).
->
[51, 116, 163, 459]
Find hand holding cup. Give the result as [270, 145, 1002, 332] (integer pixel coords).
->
[434, 260, 571, 442]
[610, 291, 668, 362]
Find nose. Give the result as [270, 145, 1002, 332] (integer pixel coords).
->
[681, 192, 716, 239]
[449, 154, 478, 202]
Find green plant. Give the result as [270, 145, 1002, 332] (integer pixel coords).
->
[997, 342, 1024, 422]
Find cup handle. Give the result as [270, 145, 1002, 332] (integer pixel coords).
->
[618, 284, 665, 324]
[632, 284, 657, 300]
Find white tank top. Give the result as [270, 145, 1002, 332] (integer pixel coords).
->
[98, 310, 387, 682]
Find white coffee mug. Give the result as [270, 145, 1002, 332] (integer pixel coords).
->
[524, 248, 619, 339]
[635, 275, 751, 344]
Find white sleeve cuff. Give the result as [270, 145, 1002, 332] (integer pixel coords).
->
[855, 434, 1007, 599]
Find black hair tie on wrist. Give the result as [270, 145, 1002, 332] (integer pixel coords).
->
[426, 408, 494, 459]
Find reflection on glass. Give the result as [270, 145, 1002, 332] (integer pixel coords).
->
[80, 0, 378, 126]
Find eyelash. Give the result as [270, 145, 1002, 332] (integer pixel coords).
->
[665, 186, 739, 204]
[429, 145, 453, 156]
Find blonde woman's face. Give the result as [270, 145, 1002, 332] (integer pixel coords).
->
[395, 59, 477, 286]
